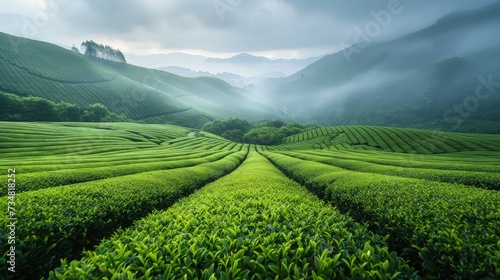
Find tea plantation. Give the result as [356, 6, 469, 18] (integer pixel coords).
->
[0, 32, 287, 127]
[0, 122, 499, 279]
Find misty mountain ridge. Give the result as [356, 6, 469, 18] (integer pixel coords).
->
[205, 53, 271, 64]
[1, 1, 499, 133]
[259, 0, 500, 133]
[128, 51, 322, 79]
[158, 66, 246, 87]
[0, 31, 291, 128]
[158, 66, 288, 89]
[126, 52, 207, 69]
[204, 52, 315, 64]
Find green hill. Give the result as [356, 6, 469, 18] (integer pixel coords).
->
[0, 32, 288, 127]
[1, 122, 499, 279]
[276, 126, 500, 154]
[263, 1, 500, 132]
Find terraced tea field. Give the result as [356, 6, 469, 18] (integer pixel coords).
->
[1, 122, 499, 279]
[0, 32, 287, 127]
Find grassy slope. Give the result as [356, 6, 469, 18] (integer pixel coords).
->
[277, 125, 500, 154]
[0, 32, 287, 127]
[261, 127, 500, 278]
[0, 121, 247, 279]
[0, 33, 198, 122]
[264, 2, 500, 130]
[50, 151, 414, 279]
[0, 122, 498, 279]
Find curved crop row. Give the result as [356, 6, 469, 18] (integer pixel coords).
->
[0, 122, 193, 158]
[0, 33, 114, 83]
[4, 150, 234, 195]
[0, 58, 196, 120]
[0, 149, 247, 280]
[49, 151, 414, 279]
[280, 126, 500, 154]
[262, 151, 500, 279]
[278, 151, 500, 190]
[0, 150, 205, 173]
[293, 149, 500, 173]
[140, 110, 214, 128]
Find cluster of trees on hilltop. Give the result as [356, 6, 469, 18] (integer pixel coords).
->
[81, 40, 127, 63]
[202, 118, 320, 145]
[0, 92, 130, 122]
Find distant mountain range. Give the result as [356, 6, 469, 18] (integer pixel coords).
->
[127, 52, 322, 80]
[0, 32, 290, 128]
[158, 66, 284, 88]
[126, 52, 207, 70]
[205, 53, 271, 64]
[260, 0, 500, 133]
[1, 2, 499, 133]
[204, 52, 309, 64]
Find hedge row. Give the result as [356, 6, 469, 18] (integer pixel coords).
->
[50, 151, 414, 279]
[279, 151, 500, 190]
[263, 151, 500, 279]
[0, 149, 247, 279]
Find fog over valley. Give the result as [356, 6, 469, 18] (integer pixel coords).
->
[1, 1, 500, 279]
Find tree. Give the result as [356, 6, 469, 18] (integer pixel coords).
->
[202, 119, 225, 135]
[22, 96, 58, 121]
[81, 40, 97, 57]
[279, 126, 303, 137]
[81, 40, 126, 63]
[221, 129, 244, 142]
[82, 103, 109, 122]
[103, 112, 130, 122]
[202, 118, 251, 136]
[0, 92, 21, 120]
[266, 120, 286, 128]
[243, 127, 285, 145]
[116, 50, 126, 63]
[71, 44, 80, 53]
[0, 93, 133, 123]
[223, 118, 251, 131]
[56, 102, 82, 122]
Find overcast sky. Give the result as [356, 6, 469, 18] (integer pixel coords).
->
[0, 0, 497, 58]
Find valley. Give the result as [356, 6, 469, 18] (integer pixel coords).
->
[0, 1, 499, 279]
[0, 122, 499, 279]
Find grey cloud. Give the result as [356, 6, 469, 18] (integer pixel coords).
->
[1, 0, 498, 57]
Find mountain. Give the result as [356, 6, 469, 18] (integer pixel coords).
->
[262, 1, 500, 133]
[128, 51, 322, 78]
[158, 66, 285, 88]
[158, 66, 249, 87]
[203, 53, 322, 77]
[158, 66, 215, 78]
[126, 52, 207, 69]
[205, 53, 271, 64]
[0, 32, 289, 128]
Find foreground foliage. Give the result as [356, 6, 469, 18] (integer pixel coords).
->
[1, 122, 498, 279]
[50, 151, 415, 279]
[0, 122, 247, 279]
[263, 151, 500, 279]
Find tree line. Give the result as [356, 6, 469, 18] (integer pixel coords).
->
[202, 118, 320, 145]
[81, 40, 127, 63]
[0, 92, 130, 122]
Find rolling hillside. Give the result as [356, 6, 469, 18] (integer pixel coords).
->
[276, 125, 500, 154]
[263, 1, 500, 133]
[0, 32, 288, 128]
[1, 122, 499, 279]
[2, 1, 500, 279]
